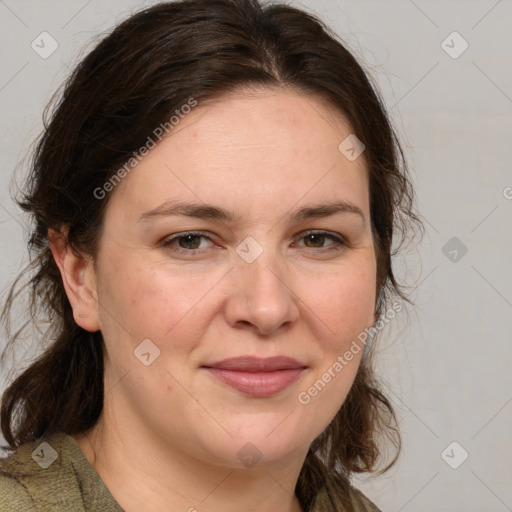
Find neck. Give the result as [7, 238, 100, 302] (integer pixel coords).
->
[73, 410, 306, 512]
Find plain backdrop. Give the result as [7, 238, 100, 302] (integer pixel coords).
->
[1, 1, 511, 510]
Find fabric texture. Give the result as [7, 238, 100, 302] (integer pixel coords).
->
[0, 432, 381, 511]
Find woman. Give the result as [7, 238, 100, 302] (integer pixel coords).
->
[0, 0, 420, 510]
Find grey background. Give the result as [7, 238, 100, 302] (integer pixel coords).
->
[1, 0, 511, 510]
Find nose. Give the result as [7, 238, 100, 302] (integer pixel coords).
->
[223, 248, 300, 337]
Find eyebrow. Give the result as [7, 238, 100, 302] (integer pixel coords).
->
[138, 199, 366, 225]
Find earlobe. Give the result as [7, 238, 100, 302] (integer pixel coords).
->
[48, 227, 100, 332]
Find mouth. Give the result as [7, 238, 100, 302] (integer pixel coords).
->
[202, 356, 307, 398]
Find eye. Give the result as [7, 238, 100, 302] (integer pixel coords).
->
[160, 232, 214, 253]
[159, 230, 347, 255]
[294, 230, 347, 251]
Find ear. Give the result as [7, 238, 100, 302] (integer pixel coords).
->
[48, 227, 100, 332]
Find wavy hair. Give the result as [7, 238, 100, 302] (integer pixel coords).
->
[1, 1, 422, 510]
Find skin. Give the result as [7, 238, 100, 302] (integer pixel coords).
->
[50, 87, 377, 512]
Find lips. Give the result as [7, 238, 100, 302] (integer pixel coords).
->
[204, 356, 305, 372]
[202, 356, 307, 397]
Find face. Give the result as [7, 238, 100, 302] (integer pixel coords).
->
[82, 88, 376, 468]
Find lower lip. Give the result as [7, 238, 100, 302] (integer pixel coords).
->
[204, 368, 305, 397]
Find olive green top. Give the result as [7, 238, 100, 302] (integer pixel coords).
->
[0, 432, 381, 511]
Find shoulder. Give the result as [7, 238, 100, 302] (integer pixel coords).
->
[0, 432, 86, 511]
[0, 463, 36, 510]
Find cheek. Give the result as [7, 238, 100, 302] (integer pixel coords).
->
[308, 266, 376, 346]
[96, 253, 222, 347]
[300, 263, 374, 382]
[295, 271, 374, 434]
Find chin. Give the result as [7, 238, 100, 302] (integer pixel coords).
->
[197, 419, 308, 469]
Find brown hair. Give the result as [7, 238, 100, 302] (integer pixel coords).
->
[1, 0, 421, 509]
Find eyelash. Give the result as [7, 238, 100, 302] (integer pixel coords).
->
[159, 230, 348, 254]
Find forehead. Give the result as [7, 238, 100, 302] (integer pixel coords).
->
[181, 87, 359, 156]
[107, 88, 370, 223]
